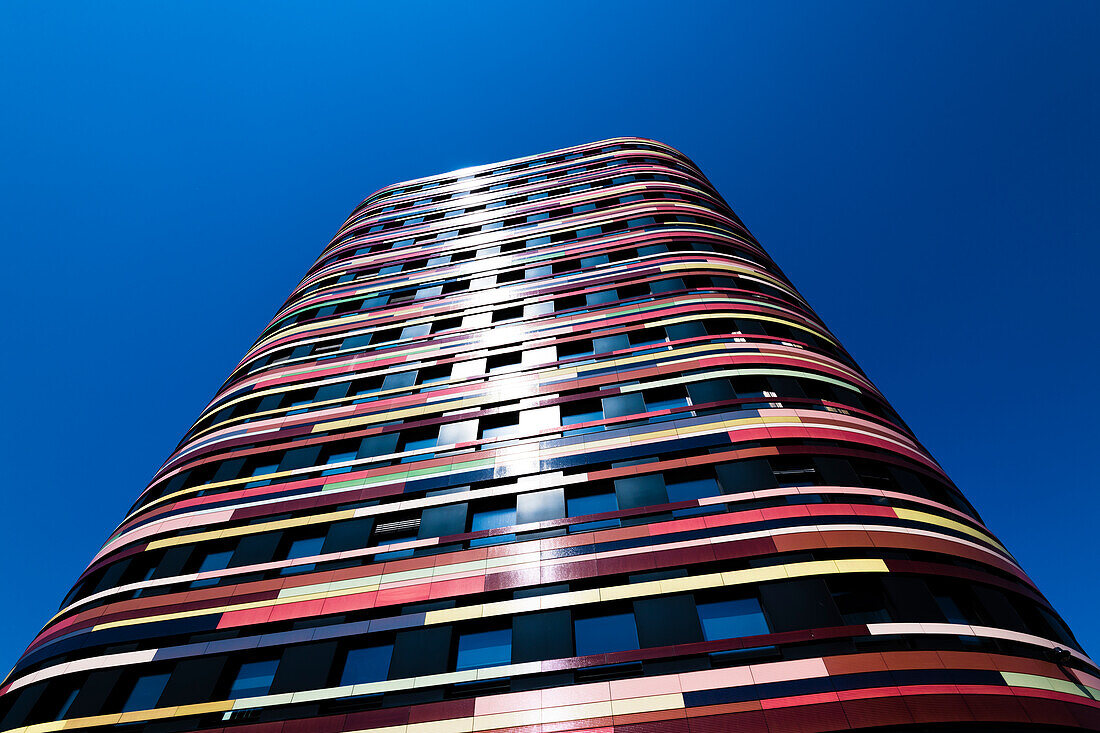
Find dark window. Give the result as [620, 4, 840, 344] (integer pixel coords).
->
[634, 595, 703, 647]
[567, 487, 617, 517]
[382, 370, 418, 391]
[340, 644, 393, 685]
[614, 474, 668, 510]
[697, 597, 770, 641]
[322, 517, 374, 554]
[227, 658, 279, 698]
[471, 505, 516, 532]
[190, 549, 233, 588]
[119, 672, 169, 713]
[601, 393, 645, 420]
[665, 474, 720, 503]
[513, 610, 573, 662]
[830, 580, 893, 625]
[456, 628, 512, 670]
[759, 579, 842, 632]
[686, 378, 736, 405]
[479, 412, 519, 440]
[418, 504, 468, 539]
[575, 612, 639, 655]
[715, 459, 778, 493]
[558, 338, 594, 358]
[389, 627, 452, 679]
[487, 351, 522, 372]
[279, 535, 325, 574]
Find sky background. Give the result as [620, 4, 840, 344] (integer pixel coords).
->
[0, 1, 1097, 669]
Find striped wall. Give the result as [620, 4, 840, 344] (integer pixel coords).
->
[1, 138, 1095, 733]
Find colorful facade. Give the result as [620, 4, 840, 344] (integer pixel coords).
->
[2, 137, 1097, 733]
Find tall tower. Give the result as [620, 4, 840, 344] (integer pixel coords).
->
[2, 138, 1097, 733]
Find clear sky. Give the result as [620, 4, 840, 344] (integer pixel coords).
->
[0, 1, 1097, 669]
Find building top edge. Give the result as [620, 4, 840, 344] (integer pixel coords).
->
[347, 136, 691, 216]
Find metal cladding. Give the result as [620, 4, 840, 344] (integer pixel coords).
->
[2, 138, 1097, 733]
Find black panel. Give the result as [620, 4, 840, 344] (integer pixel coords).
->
[634, 595, 703, 648]
[0, 683, 45, 729]
[315, 383, 351, 401]
[230, 532, 281, 567]
[358, 433, 399, 459]
[759, 579, 843, 632]
[418, 504, 468, 539]
[278, 445, 323, 472]
[973, 586, 1027, 632]
[270, 641, 338, 694]
[593, 334, 630, 354]
[381, 371, 417, 391]
[150, 546, 193, 580]
[212, 457, 246, 482]
[159, 655, 228, 707]
[768, 375, 806, 398]
[388, 626, 452, 679]
[512, 610, 573, 663]
[614, 474, 668, 510]
[715, 459, 778, 493]
[813, 457, 861, 487]
[322, 517, 374, 554]
[602, 393, 645, 419]
[65, 669, 123, 718]
[686, 379, 736, 405]
[666, 322, 708, 341]
[881, 575, 945, 623]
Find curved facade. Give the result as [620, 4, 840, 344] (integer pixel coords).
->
[1, 137, 1097, 733]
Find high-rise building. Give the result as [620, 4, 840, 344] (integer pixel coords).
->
[2, 138, 1097, 733]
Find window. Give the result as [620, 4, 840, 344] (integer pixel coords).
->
[471, 505, 516, 532]
[399, 427, 438, 462]
[119, 672, 169, 712]
[566, 489, 619, 532]
[643, 386, 689, 413]
[49, 685, 80, 721]
[321, 450, 358, 475]
[697, 597, 769, 641]
[560, 399, 603, 435]
[574, 612, 639, 656]
[469, 503, 516, 546]
[279, 535, 325, 575]
[419, 364, 451, 385]
[933, 590, 971, 625]
[431, 317, 462, 334]
[456, 628, 512, 670]
[492, 305, 524, 323]
[340, 644, 393, 685]
[666, 476, 720, 503]
[228, 658, 279, 698]
[191, 549, 233, 588]
[441, 280, 469, 295]
[557, 338, 594, 359]
[487, 352, 522, 372]
[831, 582, 892, 624]
[770, 457, 819, 487]
[245, 462, 279, 487]
[478, 413, 519, 440]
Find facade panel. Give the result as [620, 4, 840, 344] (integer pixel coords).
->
[1, 137, 1097, 732]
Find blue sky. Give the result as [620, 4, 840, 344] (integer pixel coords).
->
[0, 1, 1097, 668]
